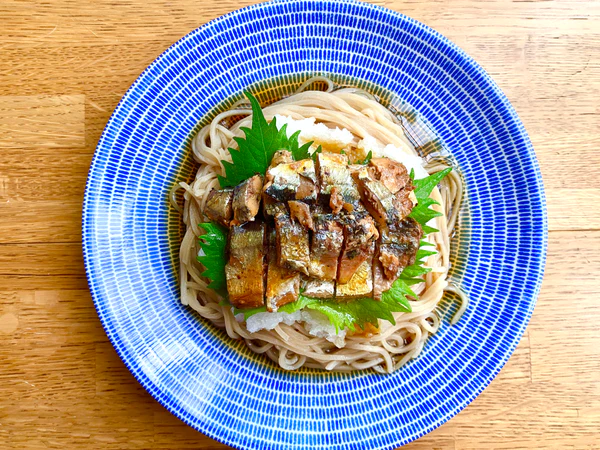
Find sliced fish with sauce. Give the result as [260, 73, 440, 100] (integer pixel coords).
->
[288, 200, 314, 230]
[225, 222, 266, 309]
[266, 230, 300, 312]
[204, 188, 233, 226]
[264, 159, 318, 203]
[337, 211, 378, 284]
[378, 217, 423, 279]
[369, 157, 412, 194]
[308, 214, 344, 281]
[336, 256, 374, 299]
[216, 153, 424, 310]
[275, 211, 310, 275]
[232, 174, 263, 224]
[353, 166, 412, 227]
[316, 152, 362, 210]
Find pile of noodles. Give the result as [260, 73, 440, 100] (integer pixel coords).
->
[174, 77, 465, 373]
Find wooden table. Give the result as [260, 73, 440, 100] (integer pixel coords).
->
[1, 0, 598, 448]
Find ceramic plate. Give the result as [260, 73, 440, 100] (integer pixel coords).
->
[82, 1, 547, 448]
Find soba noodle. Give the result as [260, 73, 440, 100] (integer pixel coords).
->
[175, 78, 464, 373]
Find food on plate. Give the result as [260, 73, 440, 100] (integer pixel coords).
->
[175, 77, 466, 372]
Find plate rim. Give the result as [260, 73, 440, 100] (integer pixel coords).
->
[82, 1, 548, 448]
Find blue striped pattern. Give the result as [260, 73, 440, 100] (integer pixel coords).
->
[82, 1, 547, 449]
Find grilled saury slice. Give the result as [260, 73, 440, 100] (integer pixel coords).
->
[308, 214, 344, 280]
[265, 230, 300, 312]
[378, 217, 423, 280]
[303, 278, 336, 299]
[337, 211, 379, 284]
[336, 254, 374, 299]
[353, 166, 413, 227]
[288, 201, 314, 230]
[225, 222, 266, 309]
[369, 157, 412, 194]
[275, 210, 311, 275]
[204, 188, 233, 226]
[373, 217, 423, 299]
[270, 150, 294, 167]
[316, 152, 362, 210]
[264, 158, 318, 203]
[262, 192, 285, 219]
[232, 174, 263, 224]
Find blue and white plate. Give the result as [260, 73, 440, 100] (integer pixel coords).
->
[82, 1, 547, 448]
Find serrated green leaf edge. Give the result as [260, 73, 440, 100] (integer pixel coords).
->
[218, 92, 318, 188]
[197, 222, 229, 292]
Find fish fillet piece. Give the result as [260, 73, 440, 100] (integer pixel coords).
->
[275, 211, 310, 275]
[232, 174, 263, 224]
[204, 188, 233, 226]
[288, 201, 314, 230]
[379, 217, 423, 278]
[337, 211, 378, 284]
[266, 230, 300, 312]
[308, 214, 344, 281]
[369, 157, 412, 194]
[303, 278, 336, 299]
[336, 257, 374, 299]
[270, 150, 294, 167]
[372, 252, 392, 301]
[264, 158, 318, 202]
[225, 222, 266, 309]
[316, 152, 362, 211]
[353, 166, 412, 227]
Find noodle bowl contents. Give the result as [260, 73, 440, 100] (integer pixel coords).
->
[176, 77, 466, 373]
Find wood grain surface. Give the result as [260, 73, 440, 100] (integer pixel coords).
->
[1, 0, 599, 448]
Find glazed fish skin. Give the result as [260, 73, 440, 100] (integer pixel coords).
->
[336, 256, 374, 299]
[204, 188, 233, 226]
[316, 152, 349, 195]
[372, 251, 392, 301]
[232, 174, 263, 224]
[308, 214, 344, 280]
[288, 200, 314, 230]
[303, 278, 335, 298]
[337, 212, 379, 284]
[275, 211, 310, 275]
[379, 217, 423, 280]
[354, 166, 394, 225]
[354, 166, 413, 227]
[264, 159, 318, 202]
[262, 193, 286, 219]
[266, 230, 300, 312]
[369, 157, 412, 194]
[270, 150, 294, 167]
[225, 222, 266, 309]
[316, 152, 362, 209]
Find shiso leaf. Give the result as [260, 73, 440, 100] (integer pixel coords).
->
[218, 92, 316, 188]
[197, 222, 228, 292]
